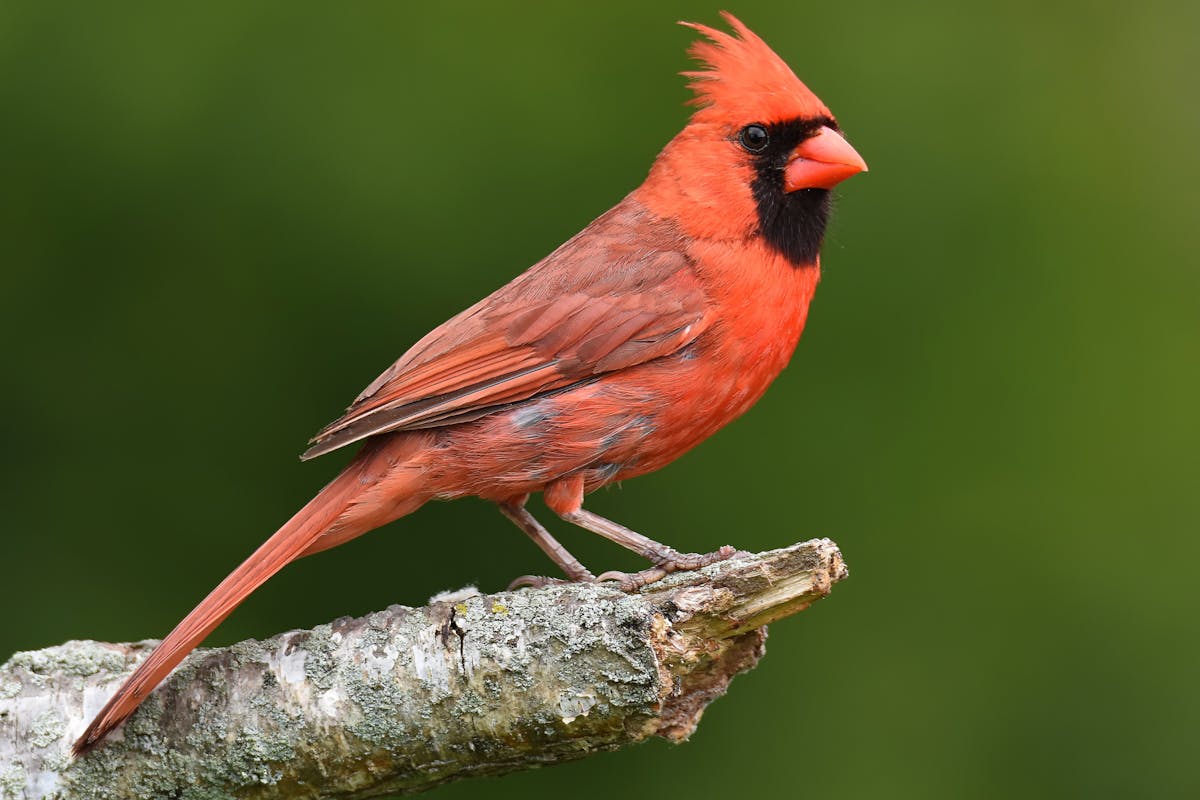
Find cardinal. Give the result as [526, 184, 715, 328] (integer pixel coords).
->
[73, 12, 866, 755]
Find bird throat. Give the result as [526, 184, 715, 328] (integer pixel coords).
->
[750, 181, 831, 268]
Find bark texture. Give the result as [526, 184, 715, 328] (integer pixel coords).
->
[0, 538, 847, 799]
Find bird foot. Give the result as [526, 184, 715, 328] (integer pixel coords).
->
[508, 546, 742, 592]
[506, 574, 572, 590]
[593, 545, 742, 591]
[655, 544, 740, 571]
[594, 566, 669, 591]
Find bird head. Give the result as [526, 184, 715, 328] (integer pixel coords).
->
[639, 12, 867, 267]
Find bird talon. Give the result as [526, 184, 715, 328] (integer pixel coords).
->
[506, 575, 570, 590]
[657, 546, 740, 572]
[595, 567, 669, 591]
[595, 570, 630, 583]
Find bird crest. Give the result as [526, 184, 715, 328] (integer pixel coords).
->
[681, 12, 832, 125]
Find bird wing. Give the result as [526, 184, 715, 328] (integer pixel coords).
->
[302, 214, 709, 460]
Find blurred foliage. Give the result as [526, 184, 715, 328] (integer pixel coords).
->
[2, 1, 1198, 797]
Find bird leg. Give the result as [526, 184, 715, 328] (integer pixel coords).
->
[496, 498, 712, 592]
[498, 497, 596, 589]
[502, 476, 740, 591]
[540, 474, 738, 587]
[558, 507, 738, 575]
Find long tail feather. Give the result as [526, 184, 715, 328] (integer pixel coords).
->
[71, 447, 406, 756]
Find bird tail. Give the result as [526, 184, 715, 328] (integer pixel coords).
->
[71, 437, 429, 756]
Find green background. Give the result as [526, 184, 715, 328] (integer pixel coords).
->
[3, 1, 1197, 797]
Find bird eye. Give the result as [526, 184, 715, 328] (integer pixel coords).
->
[738, 124, 769, 153]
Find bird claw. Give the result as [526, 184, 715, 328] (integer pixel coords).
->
[595, 567, 669, 591]
[655, 544, 740, 571]
[506, 574, 571, 590]
[593, 545, 742, 591]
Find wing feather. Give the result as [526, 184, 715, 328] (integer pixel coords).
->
[302, 201, 709, 460]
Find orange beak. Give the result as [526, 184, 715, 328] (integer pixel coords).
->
[783, 126, 868, 191]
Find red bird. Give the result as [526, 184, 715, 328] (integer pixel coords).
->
[73, 12, 866, 755]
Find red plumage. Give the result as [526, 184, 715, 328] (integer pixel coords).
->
[73, 12, 866, 756]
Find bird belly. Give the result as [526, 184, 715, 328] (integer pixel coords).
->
[427, 316, 805, 500]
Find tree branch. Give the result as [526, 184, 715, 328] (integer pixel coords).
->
[0, 539, 847, 799]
